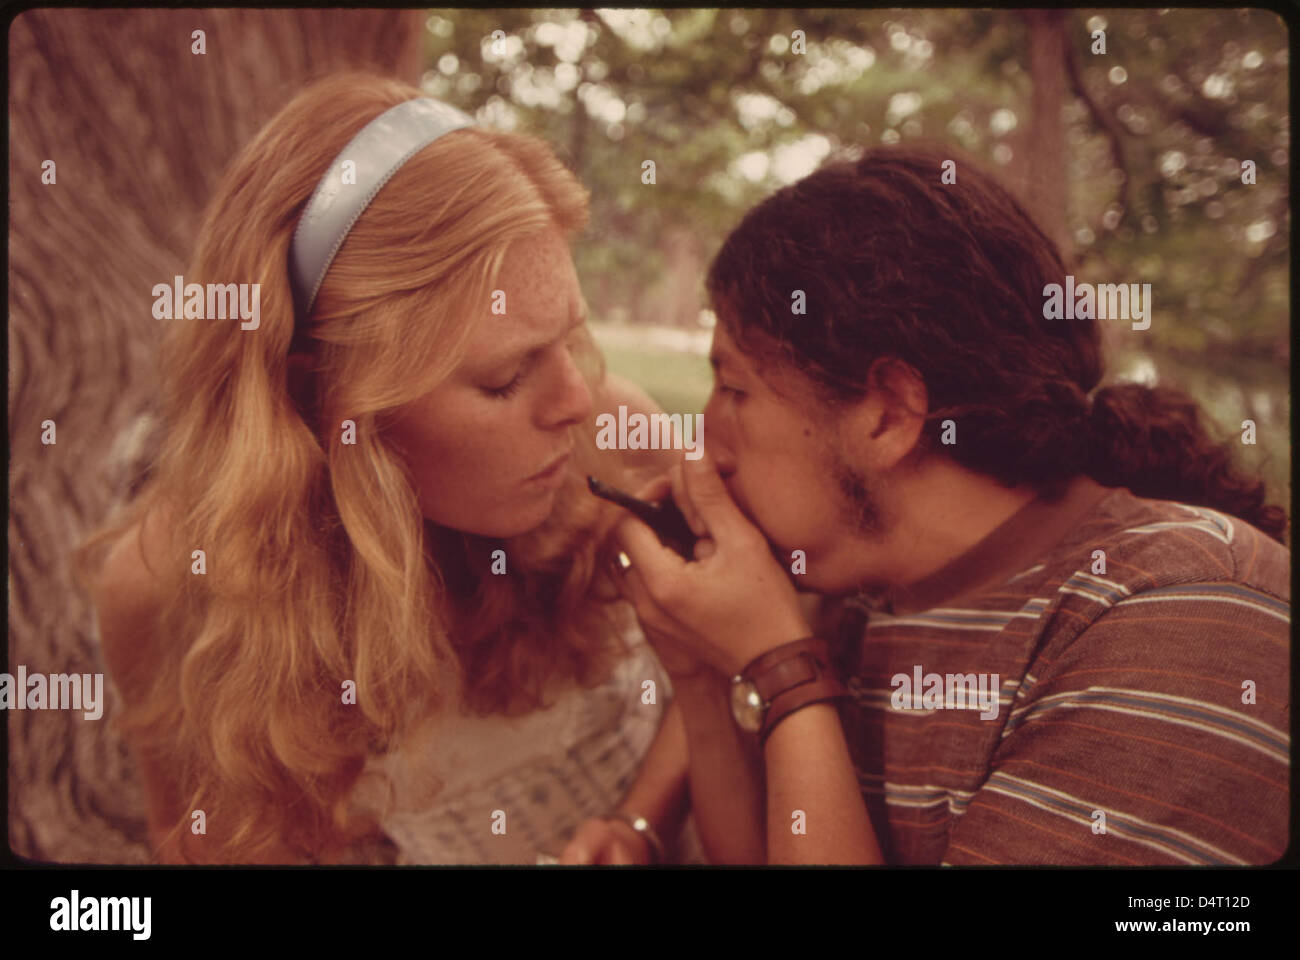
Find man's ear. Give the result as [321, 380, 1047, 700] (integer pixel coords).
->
[845, 357, 928, 470]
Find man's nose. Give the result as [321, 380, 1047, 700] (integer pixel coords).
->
[710, 444, 737, 480]
[701, 393, 736, 477]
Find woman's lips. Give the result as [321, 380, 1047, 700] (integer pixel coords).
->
[527, 450, 572, 484]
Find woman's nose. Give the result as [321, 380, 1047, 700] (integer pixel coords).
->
[541, 346, 592, 429]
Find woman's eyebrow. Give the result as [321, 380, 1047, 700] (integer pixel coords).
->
[530, 308, 587, 354]
[485, 306, 589, 370]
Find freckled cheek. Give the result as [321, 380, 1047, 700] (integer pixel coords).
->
[418, 421, 523, 494]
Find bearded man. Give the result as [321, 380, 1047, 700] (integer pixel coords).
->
[594, 147, 1288, 867]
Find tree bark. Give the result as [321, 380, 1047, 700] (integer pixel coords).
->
[8, 8, 423, 862]
[1019, 10, 1071, 260]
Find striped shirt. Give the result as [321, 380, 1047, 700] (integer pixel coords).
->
[834, 474, 1290, 865]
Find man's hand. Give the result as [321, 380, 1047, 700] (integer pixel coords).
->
[616, 474, 709, 681]
[559, 816, 653, 865]
[614, 452, 810, 676]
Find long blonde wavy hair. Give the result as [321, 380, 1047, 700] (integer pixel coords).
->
[74, 73, 637, 864]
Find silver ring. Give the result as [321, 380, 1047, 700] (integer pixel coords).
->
[604, 811, 664, 864]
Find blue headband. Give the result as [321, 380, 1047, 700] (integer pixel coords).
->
[288, 97, 475, 320]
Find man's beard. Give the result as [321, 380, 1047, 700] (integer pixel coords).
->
[830, 451, 887, 536]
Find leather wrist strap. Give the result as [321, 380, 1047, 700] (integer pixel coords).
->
[759, 676, 849, 746]
[741, 637, 832, 694]
[739, 638, 848, 744]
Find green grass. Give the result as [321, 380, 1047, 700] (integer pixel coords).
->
[600, 346, 714, 415]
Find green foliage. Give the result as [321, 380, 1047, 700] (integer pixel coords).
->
[421, 8, 1289, 518]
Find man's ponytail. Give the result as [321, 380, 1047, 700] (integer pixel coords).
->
[1084, 384, 1287, 544]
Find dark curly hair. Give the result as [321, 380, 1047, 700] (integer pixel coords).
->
[706, 145, 1287, 545]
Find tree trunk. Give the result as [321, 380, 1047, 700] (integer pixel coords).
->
[1019, 10, 1071, 259]
[7, 8, 423, 862]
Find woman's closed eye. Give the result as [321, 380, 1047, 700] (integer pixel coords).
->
[484, 353, 539, 398]
[484, 370, 524, 399]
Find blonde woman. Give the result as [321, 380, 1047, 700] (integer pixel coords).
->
[75, 73, 696, 865]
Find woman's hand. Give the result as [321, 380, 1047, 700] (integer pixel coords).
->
[559, 816, 652, 865]
[614, 452, 810, 677]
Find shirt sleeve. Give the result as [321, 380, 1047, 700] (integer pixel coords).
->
[940, 581, 1290, 865]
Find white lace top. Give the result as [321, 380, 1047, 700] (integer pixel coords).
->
[349, 625, 687, 864]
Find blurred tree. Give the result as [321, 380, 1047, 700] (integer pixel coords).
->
[9, 8, 423, 862]
[1020, 9, 1068, 251]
